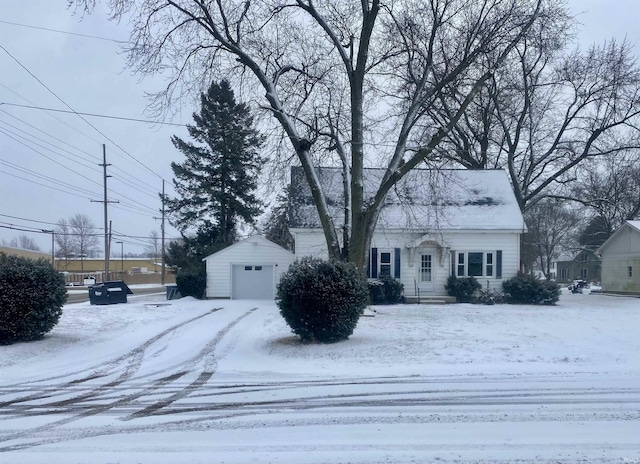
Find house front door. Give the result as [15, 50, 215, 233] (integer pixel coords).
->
[417, 251, 435, 293]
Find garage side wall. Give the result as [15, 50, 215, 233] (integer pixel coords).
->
[205, 255, 232, 298]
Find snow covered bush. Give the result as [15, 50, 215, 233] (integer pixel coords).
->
[276, 258, 369, 343]
[368, 275, 404, 305]
[0, 252, 67, 345]
[445, 275, 481, 303]
[502, 273, 560, 305]
[175, 269, 206, 299]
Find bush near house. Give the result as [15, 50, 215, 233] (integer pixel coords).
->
[0, 252, 67, 345]
[277, 258, 370, 343]
[368, 275, 404, 305]
[502, 273, 560, 305]
[175, 269, 207, 299]
[445, 275, 481, 303]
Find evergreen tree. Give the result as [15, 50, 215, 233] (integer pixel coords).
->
[165, 80, 265, 249]
[579, 216, 612, 251]
[263, 187, 294, 252]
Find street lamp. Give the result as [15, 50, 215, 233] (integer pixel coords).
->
[115, 241, 123, 274]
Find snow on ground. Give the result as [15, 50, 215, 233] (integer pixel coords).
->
[1, 290, 639, 463]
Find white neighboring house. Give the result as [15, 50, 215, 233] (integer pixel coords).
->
[203, 235, 295, 299]
[289, 167, 527, 299]
[596, 220, 640, 295]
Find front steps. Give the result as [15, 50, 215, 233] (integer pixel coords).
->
[404, 295, 457, 304]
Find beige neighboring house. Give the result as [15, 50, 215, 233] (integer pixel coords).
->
[596, 220, 640, 295]
[0, 246, 52, 264]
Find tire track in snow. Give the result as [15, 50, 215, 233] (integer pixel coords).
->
[0, 308, 221, 412]
[123, 307, 258, 420]
[0, 307, 258, 451]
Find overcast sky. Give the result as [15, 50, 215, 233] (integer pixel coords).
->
[1, 0, 638, 255]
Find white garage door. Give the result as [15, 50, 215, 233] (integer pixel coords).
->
[231, 264, 274, 299]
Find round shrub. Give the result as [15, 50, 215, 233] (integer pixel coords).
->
[0, 252, 67, 345]
[175, 268, 206, 299]
[368, 275, 404, 305]
[277, 258, 370, 343]
[445, 275, 481, 303]
[502, 273, 560, 305]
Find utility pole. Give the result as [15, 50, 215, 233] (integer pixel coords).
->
[161, 180, 166, 285]
[153, 180, 167, 285]
[91, 144, 118, 282]
[42, 229, 54, 268]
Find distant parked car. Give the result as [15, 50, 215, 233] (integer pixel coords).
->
[569, 280, 589, 294]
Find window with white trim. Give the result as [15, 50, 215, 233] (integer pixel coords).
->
[454, 252, 496, 278]
[379, 251, 392, 277]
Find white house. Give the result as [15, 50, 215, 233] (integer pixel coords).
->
[596, 220, 640, 295]
[289, 167, 526, 298]
[203, 235, 295, 299]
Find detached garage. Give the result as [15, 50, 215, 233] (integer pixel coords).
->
[203, 235, 295, 299]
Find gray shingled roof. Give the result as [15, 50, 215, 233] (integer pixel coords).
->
[290, 167, 526, 231]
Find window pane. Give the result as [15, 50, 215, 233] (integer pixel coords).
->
[380, 264, 391, 277]
[468, 252, 483, 276]
[380, 252, 391, 264]
[421, 255, 432, 282]
[255, 266, 262, 271]
[244, 266, 252, 271]
[486, 253, 493, 277]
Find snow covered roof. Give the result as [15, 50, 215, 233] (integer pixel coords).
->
[290, 167, 526, 231]
[202, 234, 294, 261]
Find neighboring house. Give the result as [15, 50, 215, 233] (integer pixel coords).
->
[0, 246, 51, 263]
[554, 250, 601, 284]
[203, 235, 295, 299]
[596, 220, 640, 295]
[289, 167, 527, 298]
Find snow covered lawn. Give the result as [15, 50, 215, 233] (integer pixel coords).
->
[0, 290, 638, 463]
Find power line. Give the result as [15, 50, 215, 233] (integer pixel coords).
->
[0, 108, 164, 196]
[0, 45, 166, 181]
[0, 127, 105, 187]
[0, 129, 160, 213]
[0, 119, 100, 172]
[0, 19, 125, 43]
[0, 102, 187, 127]
[0, 84, 103, 149]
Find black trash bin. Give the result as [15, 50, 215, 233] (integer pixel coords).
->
[88, 281, 133, 305]
[88, 284, 110, 305]
[166, 285, 182, 300]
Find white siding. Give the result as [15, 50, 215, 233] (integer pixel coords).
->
[292, 228, 522, 296]
[204, 236, 295, 298]
[292, 230, 329, 260]
[600, 225, 640, 294]
[372, 230, 520, 296]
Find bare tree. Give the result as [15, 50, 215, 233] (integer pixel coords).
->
[522, 198, 582, 279]
[569, 153, 640, 234]
[7, 235, 41, 251]
[54, 219, 74, 270]
[69, 0, 556, 268]
[69, 213, 98, 271]
[436, 34, 640, 212]
[145, 230, 161, 271]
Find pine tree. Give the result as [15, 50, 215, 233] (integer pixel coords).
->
[264, 187, 294, 252]
[166, 80, 265, 247]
